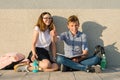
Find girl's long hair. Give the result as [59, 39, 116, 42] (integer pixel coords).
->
[36, 12, 54, 32]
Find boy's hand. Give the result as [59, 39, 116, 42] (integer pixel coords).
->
[72, 57, 79, 63]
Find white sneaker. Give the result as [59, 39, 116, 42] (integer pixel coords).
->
[92, 65, 101, 73]
[14, 63, 29, 72]
[86, 65, 101, 73]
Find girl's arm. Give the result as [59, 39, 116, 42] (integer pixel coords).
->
[50, 26, 57, 60]
[31, 30, 39, 61]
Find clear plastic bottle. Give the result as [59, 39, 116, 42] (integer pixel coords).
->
[32, 60, 39, 73]
[100, 54, 106, 70]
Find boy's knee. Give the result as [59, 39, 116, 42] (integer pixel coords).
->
[56, 55, 65, 64]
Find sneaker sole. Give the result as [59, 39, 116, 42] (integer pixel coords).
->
[14, 63, 29, 72]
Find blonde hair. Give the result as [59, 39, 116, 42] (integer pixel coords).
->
[36, 12, 54, 32]
[67, 15, 80, 25]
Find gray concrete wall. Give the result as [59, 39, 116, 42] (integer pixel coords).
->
[0, 9, 120, 67]
[0, 0, 120, 67]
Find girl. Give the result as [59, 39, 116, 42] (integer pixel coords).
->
[14, 12, 58, 72]
[28, 12, 58, 72]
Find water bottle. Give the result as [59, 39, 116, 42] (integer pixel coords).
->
[100, 54, 106, 70]
[32, 60, 39, 73]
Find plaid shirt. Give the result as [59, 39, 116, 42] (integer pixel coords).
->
[59, 31, 88, 58]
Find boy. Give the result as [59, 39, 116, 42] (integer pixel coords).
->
[56, 15, 102, 73]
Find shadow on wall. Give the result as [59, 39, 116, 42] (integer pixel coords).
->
[53, 16, 67, 54]
[105, 42, 120, 67]
[53, 16, 68, 34]
[82, 21, 120, 67]
[82, 21, 106, 55]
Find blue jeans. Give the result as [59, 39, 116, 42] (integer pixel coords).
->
[56, 55, 100, 71]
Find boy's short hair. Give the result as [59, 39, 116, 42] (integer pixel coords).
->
[67, 15, 80, 25]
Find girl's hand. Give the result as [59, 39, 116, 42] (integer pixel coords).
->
[31, 54, 38, 61]
[52, 56, 56, 62]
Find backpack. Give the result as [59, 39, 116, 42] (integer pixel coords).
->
[94, 45, 105, 64]
[0, 52, 25, 69]
[94, 45, 105, 55]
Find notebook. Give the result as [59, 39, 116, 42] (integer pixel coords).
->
[56, 53, 82, 58]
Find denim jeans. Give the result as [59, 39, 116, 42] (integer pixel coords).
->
[56, 55, 100, 71]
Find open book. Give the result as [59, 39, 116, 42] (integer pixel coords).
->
[57, 53, 82, 58]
